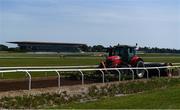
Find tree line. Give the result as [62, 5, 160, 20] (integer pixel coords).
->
[138, 47, 180, 53]
[0, 44, 20, 51]
[1, 44, 180, 53]
[81, 45, 180, 53]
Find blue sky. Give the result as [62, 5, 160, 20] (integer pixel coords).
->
[0, 0, 180, 48]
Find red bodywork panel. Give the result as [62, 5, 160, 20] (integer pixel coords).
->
[130, 55, 142, 66]
[106, 56, 122, 67]
[105, 55, 141, 67]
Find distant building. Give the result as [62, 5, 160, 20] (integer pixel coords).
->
[8, 41, 86, 52]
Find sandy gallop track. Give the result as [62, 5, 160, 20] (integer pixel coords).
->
[0, 77, 94, 92]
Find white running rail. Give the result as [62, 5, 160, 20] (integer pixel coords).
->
[0, 66, 180, 90]
[0, 62, 179, 70]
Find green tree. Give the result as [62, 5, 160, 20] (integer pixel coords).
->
[0, 44, 8, 51]
[92, 45, 105, 52]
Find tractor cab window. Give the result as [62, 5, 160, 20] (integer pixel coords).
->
[129, 48, 133, 53]
[114, 49, 122, 56]
[128, 48, 136, 60]
[108, 48, 124, 56]
[109, 48, 113, 56]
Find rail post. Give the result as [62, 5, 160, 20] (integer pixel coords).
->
[129, 69, 135, 80]
[100, 70, 105, 83]
[55, 71, 61, 88]
[116, 69, 121, 81]
[156, 67, 161, 77]
[144, 68, 149, 79]
[79, 70, 84, 85]
[25, 71, 32, 90]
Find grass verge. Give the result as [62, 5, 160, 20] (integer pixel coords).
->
[57, 85, 180, 109]
[0, 77, 180, 109]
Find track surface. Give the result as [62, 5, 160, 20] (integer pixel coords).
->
[0, 71, 178, 92]
[0, 77, 95, 92]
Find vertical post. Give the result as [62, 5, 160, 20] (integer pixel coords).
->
[130, 69, 134, 80]
[55, 71, 61, 88]
[25, 71, 31, 90]
[100, 70, 105, 83]
[144, 68, 149, 79]
[79, 70, 84, 85]
[156, 67, 161, 77]
[116, 69, 121, 81]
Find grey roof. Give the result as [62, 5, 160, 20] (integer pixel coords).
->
[8, 41, 86, 46]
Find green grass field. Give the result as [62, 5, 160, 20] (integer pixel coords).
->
[54, 85, 180, 109]
[0, 52, 180, 109]
[0, 57, 103, 67]
[0, 56, 180, 67]
[143, 57, 180, 63]
[0, 52, 180, 67]
[0, 52, 180, 79]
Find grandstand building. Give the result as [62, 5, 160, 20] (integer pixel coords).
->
[8, 41, 86, 52]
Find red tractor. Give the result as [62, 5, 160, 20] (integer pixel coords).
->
[99, 44, 170, 78]
[99, 45, 145, 78]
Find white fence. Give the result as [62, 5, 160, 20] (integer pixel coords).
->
[0, 66, 180, 90]
[0, 62, 179, 70]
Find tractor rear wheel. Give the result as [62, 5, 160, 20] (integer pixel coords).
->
[134, 60, 145, 78]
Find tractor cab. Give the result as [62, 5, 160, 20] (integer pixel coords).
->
[108, 45, 137, 63]
[100, 44, 145, 78]
[100, 44, 143, 68]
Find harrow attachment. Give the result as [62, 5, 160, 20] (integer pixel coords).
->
[144, 62, 172, 77]
[92, 62, 174, 82]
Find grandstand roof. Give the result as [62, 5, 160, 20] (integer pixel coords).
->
[8, 41, 86, 46]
